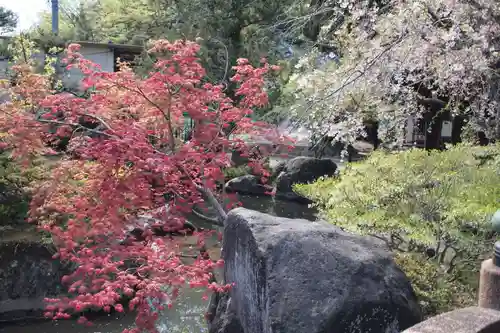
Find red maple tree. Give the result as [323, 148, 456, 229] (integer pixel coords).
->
[0, 39, 289, 332]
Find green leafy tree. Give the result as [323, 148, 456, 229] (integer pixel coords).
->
[29, 0, 319, 124]
[32, 0, 305, 75]
[30, 0, 81, 48]
[0, 6, 17, 34]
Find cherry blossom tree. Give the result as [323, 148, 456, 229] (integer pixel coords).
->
[0, 37, 286, 333]
[285, 0, 500, 147]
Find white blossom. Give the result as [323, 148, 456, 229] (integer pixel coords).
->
[286, 0, 500, 144]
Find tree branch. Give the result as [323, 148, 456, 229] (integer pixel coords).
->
[35, 117, 119, 139]
[194, 184, 227, 225]
[80, 113, 112, 130]
[38, 114, 228, 226]
[191, 205, 222, 225]
[152, 148, 228, 226]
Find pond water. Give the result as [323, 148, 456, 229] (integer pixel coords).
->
[0, 195, 319, 333]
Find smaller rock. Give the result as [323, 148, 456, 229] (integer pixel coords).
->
[225, 175, 272, 196]
[231, 150, 249, 167]
[270, 161, 286, 180]
[275, 172, 313, 204]
[274, 157, 337, 202]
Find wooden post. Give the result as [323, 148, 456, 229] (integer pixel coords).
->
[479, 212, 500, 310]
[479, 242, 500, 310]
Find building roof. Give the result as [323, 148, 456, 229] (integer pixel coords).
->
[71, 41, 144, 53]
[0, 36, 144, 53]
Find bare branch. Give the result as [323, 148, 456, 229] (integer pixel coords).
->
[35, 117, 119, 139]
[191, 206, 222, 225]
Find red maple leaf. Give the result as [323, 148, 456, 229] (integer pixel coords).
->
[0, 39, 293, 333]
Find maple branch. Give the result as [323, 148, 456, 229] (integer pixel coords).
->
[99, 77, 167, 119]
[38, 116, 231, 228]
[124, 84, 177, 152]
[191, 205, 221, 225]
[201, 164, 227, 226]
[179, 253, 198, 259]
[194, 183, 227, 226]
[99, 77, 177, 150]
[164, 91, 176, 152]
[152, 148, 227, 226]
[38, 109, 220, 225]
[35, 117, 119, 139]
[79, 113, 112, 130]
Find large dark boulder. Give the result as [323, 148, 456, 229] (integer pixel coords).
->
[209, 208, 422, 333]
[274, 157, 337, 202]
[225, 175, 273, 196]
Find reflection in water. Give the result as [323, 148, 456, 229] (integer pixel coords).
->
[0, 288, 209, 333]
[0, 195, 317, 333]
[238, 195, 318, 221]
[0, 314, 136, 333]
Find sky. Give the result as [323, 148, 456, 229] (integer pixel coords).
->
[0, 0, 49, 33]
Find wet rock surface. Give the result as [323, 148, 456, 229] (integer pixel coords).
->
[0, 240, 69, 322]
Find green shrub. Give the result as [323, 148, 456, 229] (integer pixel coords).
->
[223, 165, 253, 180]
[295, 144, 500, 316]
[0, 152, 48, 224]
[393, 252, 474, 317]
